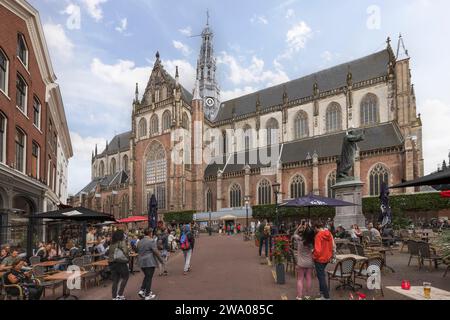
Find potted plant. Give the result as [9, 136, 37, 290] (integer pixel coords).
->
[273, 236, 290, 284]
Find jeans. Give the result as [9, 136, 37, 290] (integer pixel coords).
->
[259, 237, 269, 257]
[110, 262, 129, 298]
[141, 267, 156, 295]
[314, 262, 330, 299]
[183, 249, 192, 272]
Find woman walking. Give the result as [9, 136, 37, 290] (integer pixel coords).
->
[137, 228, 164, 300]
[292, 226, 316, 300]
[180, 224, 195, 275]
[108, 230, 130, 300]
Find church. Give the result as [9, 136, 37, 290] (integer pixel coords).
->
[69, 21, 424, 221]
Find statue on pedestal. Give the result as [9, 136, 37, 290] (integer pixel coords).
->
[337, 129, 365, 182]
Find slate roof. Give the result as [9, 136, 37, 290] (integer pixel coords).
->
[75, 170, 129, 197]
[97, 131, 132, 158]
[204, 122, 404, 178]
[214, 49, 392, 122]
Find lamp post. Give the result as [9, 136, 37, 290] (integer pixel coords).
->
[272, 183, 281, 234]
[244, 195, 250, 239]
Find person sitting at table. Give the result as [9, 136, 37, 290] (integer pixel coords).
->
[1, 248, 20, 267]
[368, 223, 382, 242]
[35, 242, 48, 261]
[47, 243, 58, 260]
[335, 225, 347, 239]
[3, 259, 44, 300]
[349, 225, 362, 243]
[1, 247, 9, 264]
[95, 238, 107, 256]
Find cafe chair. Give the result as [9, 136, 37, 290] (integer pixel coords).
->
[327, 257, 357, 291]
[32, 266, 63, 297]
[417, 241, 443, 271]
[407, 240, 421, 269]
[1, 274, 25, 300]
[353, 256, 384, 296]
[29, 256, 41, 266]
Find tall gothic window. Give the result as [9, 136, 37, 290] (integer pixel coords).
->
[294, 111, 309, 139]
[360, 93, 379, 126]
[243, 125, 252, 151]
[0, 112, 6, 163]
[15, 128, 25, 173]
[110, 158, 116, 174]
[206, 189, 213, 211]
[146, 142, 167, 210]
[17, 34, 28, 67]
[229, 184, 242, 208]
[266, 118, 279, 146]
[369, 164, 390, 196]
[150, 114, 159, 136]
[258, 179, 272, 205]
[162, 110, 171, 132]
[122, 155, 129, 172]
[16, 73, 27, 113]
[327, 171, 337, 198]
[290, 175, 306, 199]
[120, 195, 129, 219]
[138, 118, 147, 139]
[99, 161, 105, 177]
[182, 112, 189, 130]
[0, 49, 8, 94]
[222, 130, 228, 154]
[326, 103, 342, 133]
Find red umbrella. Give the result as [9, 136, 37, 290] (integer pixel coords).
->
[117, 216, 148, 224]
[441, 191, 450, 198]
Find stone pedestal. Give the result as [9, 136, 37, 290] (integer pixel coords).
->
[331, 180, 366, 230]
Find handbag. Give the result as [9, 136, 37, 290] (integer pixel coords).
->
[113, 246, 129, 263]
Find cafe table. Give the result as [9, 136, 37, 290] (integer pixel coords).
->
[35, 260, 65, 269]
[44, 271, 88, 300]
[386, 286, 450, 300]
[336, 254, 368, 263]
[90, 260, 109, 269]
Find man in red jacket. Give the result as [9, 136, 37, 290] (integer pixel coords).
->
[313, 223, 335, 300]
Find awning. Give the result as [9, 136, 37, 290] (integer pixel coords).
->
[30, 207, 116, 222]
[117, 216, 148, 224]
[441, 191, 450, 198]
[391, 170, 450, 189]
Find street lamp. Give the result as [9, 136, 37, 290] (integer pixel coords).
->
[244, 195, 250, 239]
[272, 183, 281, 234]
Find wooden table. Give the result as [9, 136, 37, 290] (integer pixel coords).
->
[44, 271, 88, 300]
[386, 286, 450, 300]
[90, 260, 109, 268]
[336, 254, 368, 263]
[35, 260, 65, 268]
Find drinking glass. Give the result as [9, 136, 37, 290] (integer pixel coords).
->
[423, 282, 432, 299]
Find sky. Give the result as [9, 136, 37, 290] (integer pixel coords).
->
[28, 0, 450, 195]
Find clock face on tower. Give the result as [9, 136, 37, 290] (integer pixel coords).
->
[205, 97, 215, 108]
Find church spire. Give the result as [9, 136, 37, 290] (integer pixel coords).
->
[134, 83, 139, 103]
[196, 11, 221, 121]
[396, 33, 409, 60]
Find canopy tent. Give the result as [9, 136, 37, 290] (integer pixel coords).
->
[117, 216, 148, 224]
[391, 169, 450, 190]
[441, 191, 450, 198]
[280, 194, 358, 219]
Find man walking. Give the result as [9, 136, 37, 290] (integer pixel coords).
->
[258, 220, 270, 258]
[313, 223, 335, 300]
[180, 224, 195, 275]
[137, 229, 164, 300]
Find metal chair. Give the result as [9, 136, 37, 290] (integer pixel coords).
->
[407, 240, 421, 269]
[29, 256, 41, 266]
[353, 256, 385, 296]
[32, 266, 63, 298]
[327, 257, 357, 291]
[417, 241, 443, 271]
[399, 230, 411, 252]
[1, 273, 24, 300]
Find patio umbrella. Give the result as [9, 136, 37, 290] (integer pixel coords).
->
[117, 216, 148, 224]
[148, 195, 158, 230]
[441, 191, 450, 198]
[378, 183, 392, 228]
[391, 169, 450, 189]
[279, 194, 358, 219]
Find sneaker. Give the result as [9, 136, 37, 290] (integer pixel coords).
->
[145, 293, 156, 300]
[316, 296, 331, 301]
[117, 296, 126, 300]
[138, 290, 146, 299]
[296, 297, 302, 300]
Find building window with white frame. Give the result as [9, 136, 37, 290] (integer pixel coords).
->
[360, 93, 379, 126]
[17, 34, 28, 67]
[33, 97, 41, 129]
[327, 171, 337, 198]
[326, 102, 342, 133]
[162, 110, 171, 132]
[146, 142, 167, 210]
[369, 164, 390, 196]
[266, 118, 279, 146]
[150, 114, 159, 136]
[290, 175, 306, 199]
[16, 74, 27, 114]
[0, 49, 8, 95]
[206, 189, 213, 212]
[15, 128, 26, 173]
[0, 112, 6, 163]
[31, 141, 40, 179]
[258, 179, 272, 205]
[229, 184, 242, 208]
[294, 111, 309, 140]
[138, 118, 147, 139]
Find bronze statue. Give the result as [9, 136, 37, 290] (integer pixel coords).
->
[337, 129, 365, 182]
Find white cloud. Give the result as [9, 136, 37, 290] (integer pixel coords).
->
[179, 26, 192, 37]
[286, 9, 295, 19]
[173, 40, 192, 57]
[217, 52, 289, 87]
[162, 59, 196, 93]
[221, 86, 256, 101]
[115, 18, 128, 33]
[43, 23, 74, 60]
[321, 51, 333, 62]
[250, 15, 269, 25]
[62, 4, 81, 30]
[420, 99, 450, 174]
[81, 0, 108, 22]
[286, 21, 312, 52]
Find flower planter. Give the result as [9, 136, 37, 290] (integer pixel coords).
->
[276, 263, 286, 284]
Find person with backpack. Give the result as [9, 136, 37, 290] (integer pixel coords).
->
[157, 227, 170, 276]
[108, 230, 130, 300]
[137, 228, 164, 300]
[258, 220, 270, 258]
[313, 223, 336, 300]
[180, 224, 195, 275]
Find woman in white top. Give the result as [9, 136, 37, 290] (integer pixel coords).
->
[292, 225, 316, 300]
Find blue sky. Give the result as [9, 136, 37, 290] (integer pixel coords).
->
[29, 0, 450, 194]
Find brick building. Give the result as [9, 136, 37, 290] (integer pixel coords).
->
[0, 0, 73, 245]
[70, 21, 423, 224]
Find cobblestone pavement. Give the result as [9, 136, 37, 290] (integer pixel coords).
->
[43, 234, 450, 300]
